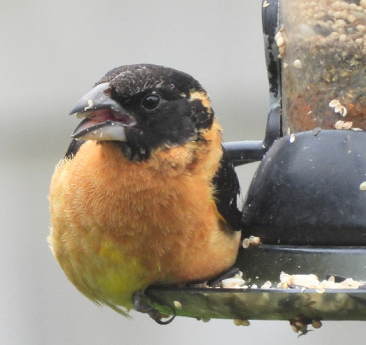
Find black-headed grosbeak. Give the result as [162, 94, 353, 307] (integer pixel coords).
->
[49, 64, 242, 322]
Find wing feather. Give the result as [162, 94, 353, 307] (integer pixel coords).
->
[211, 147, 242, 230]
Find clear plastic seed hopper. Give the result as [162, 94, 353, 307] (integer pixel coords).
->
[146, 0, 366, 330]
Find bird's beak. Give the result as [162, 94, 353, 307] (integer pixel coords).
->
[69, 82, 136, 141]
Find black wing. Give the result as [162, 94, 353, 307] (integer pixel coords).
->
[212, 146, 242, 230]
[64, 139, 86, 159]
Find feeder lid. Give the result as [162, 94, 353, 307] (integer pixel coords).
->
[242, 129, 366, 246]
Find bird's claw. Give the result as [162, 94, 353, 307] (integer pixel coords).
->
[132, 290, 175, 325]
[147, 309, 176, 325]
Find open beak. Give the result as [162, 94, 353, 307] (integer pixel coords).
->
[69, 82, 136, 141]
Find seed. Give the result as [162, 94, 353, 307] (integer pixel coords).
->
[307, 9, 314, 17]
[343, 121, 353, 129]
[360, 182, 366, 191]
[341, 2, 350, 10]
[350, 3, 357, 10]
[261, 281, 272, 289]
[242, 238, 250, 249]
[341, 10, 349, 19]
[355, 38, 363, 44]
[339, 34, 347, 42]
[336, 19, 347, 26]
[329, 99, 340, 107]
[233, 319, 250, 326]
[293, 59, 302, 68]
[241, 320, 250, 326]
[335, 103, 343, 113]
[249, 236, 261, 245]
[221, 277, 245, 288]
[276, 36, 285, 47]
[233, 319, 242, 326]
[274, 31, 282, 41]
[290, 133, 295, 142]
[335, 120, 344, 129]
[173, 301, 182, 309]
[357, 24, 366, 32]
[312, 320, 322, 329]
[330, 31, 340, 40]
[340, 106, 347, 116]
[348, 14, 356, 22]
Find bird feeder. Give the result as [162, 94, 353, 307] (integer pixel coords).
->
[147, 0, 366, 327]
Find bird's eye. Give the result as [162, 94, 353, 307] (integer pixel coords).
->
[142, 94, 161, 111]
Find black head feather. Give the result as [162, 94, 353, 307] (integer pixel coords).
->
[68, 64, 214, 160]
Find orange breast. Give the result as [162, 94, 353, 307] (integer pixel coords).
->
[49, 120, 240, 309]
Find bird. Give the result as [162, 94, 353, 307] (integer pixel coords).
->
[49, 64, 242, 323]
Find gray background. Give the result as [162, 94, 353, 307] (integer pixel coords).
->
[1, 0, 364, 344]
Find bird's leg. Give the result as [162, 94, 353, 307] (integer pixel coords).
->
[132, 290, 175, 325]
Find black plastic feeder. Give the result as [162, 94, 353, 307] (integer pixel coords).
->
[147, 0, 366, 323]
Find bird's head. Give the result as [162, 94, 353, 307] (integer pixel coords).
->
[69, 64, 214, 160]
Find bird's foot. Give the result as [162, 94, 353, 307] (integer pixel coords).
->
[132, 290, 175, 325]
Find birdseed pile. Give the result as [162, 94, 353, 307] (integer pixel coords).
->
[278, 0, 366, 132]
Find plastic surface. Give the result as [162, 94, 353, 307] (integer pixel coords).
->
[242, 129, 366, 245]
[147, 286, 366, 321]
[147, 245, 366, 321]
